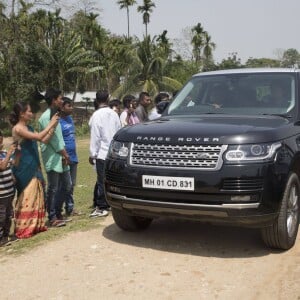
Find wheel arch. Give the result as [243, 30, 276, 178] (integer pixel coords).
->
[289, 152, 300, 180]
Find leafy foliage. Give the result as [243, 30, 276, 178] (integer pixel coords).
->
[217, 52, 244, 70]
[113, 35, 182, 98]
[0, 0, 297, 114]
[280, 48, 300, 68]
[245, 57, 280, 68]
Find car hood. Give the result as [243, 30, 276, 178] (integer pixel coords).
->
[115, 115, 297, 144]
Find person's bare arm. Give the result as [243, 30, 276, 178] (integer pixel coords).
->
[14, 114, 59, 142]
[0, 144, 16, 171]
[40, 128, 55, 144]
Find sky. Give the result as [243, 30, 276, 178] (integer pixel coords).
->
[89, 0, 300, 63]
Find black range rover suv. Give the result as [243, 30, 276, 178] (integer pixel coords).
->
[105, 68, 300, 250]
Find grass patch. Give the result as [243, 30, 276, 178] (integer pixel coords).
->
[0, 137, 107, 256]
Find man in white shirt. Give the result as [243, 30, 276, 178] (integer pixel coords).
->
[89, 90, 121, 217]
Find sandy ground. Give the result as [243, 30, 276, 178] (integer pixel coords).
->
[0, 215, 300, 300]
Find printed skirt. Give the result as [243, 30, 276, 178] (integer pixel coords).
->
[15, 177, 47, 238]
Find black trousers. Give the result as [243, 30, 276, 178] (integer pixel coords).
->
[94, 159, 109, 209]
[0, 195, 14, 238]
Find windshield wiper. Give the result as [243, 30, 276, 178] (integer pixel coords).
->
[202, 112, 226, 115]
[260, 113, 292, 119]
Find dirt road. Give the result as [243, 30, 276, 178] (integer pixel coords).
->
[1, 215, 300, 300]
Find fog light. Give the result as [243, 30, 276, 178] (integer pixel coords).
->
[231, 195, 251, 202]
[109, 185, 121, 193]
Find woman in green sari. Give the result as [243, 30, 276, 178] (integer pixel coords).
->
[9, 102, 59, 238]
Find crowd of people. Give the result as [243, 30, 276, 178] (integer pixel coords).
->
[0, 88, 171, 246]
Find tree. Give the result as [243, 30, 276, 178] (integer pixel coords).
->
[102, 35, 135, 93]
[202, 31, 216, 71]
[0, 0, 42, 102]
[137, 0, 155, 37]
[245, 57, 280, 68]
[113, 35, 182, 98]
[217, 52, 244, 70]
[117, 0, 137, 39]
[281, 48, 300, 68]
[40, 29, 101, 94]
[70, 10, 109, 90]
[202, 32, 215, 60]
[165, 55, 199, 86]
[156, 30, 172, 60]
[190, 23, 217, 71]
[70, 11, 102, 48]
[191, 22, 205, 63]
[0, 1, 6, 19]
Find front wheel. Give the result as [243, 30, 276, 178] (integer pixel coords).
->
[111, 208, 153, 231]
[261, 172, 300, 250]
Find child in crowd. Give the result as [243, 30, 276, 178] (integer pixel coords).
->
[0, 131, 17, 246]
[109, 99, 121, 115]
[56, 97, 81, 217]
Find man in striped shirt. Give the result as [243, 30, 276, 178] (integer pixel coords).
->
[0, 133, 17, 246]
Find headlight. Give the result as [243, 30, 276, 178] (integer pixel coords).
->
[108, 141, 130, 159]
[224, 142, 281, 163]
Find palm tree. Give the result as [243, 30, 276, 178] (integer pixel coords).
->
[201, 31, 216, 71]
[0, 2, 6, 19]
[117, 0, 137, 39]
[202, 31, 216, 61]
[40, 30, 102, 93]
[191, 22, 205, 63]
[45, 9, 65, 48]
[69, 11, 109, 90]
[113, 36, 182, 98]
[101, 35, 135, 93]
[137, 0, 155, 37]
[156, 30, 172, 59]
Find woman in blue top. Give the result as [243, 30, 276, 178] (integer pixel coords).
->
[9, 102, 59, 238]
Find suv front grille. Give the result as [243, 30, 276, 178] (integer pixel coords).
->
[130, 143, 226, 170]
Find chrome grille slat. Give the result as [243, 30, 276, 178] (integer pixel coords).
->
[130, 143, 226, 170]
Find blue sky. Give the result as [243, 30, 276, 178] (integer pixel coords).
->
[69, 0, 300, 63]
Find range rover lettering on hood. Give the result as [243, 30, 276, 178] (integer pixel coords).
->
[136, 136, 220, 142]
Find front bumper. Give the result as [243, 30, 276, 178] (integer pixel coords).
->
[104, 158, 288, 227]
[106, 192, 277, 227]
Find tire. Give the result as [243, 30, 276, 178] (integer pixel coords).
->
[261, 172, 300, 250]
[111, 208, 153, 231]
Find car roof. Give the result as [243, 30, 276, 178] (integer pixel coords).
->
[193, 68, 300, 77]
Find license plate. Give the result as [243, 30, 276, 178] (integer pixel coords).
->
[142, 175, 195, 191]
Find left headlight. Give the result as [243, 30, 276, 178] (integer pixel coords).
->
[224, 142, 282, 163]
[107, 140, 130, 159]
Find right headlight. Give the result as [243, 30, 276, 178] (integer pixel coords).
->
[224, 142, 282, 164]
[107, 140, 130, 160]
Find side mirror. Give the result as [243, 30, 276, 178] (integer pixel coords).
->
[156, 101, 170, 114]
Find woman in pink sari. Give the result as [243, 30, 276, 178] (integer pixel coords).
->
[119, 95, 140, 127]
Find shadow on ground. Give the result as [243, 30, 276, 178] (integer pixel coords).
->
[102, 218, 282, 259]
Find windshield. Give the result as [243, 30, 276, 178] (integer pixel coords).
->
[167, 72, 297, 117]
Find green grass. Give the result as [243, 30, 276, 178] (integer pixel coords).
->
[0, 137, 107, 256]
